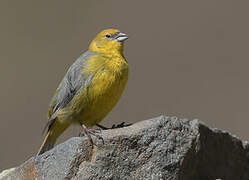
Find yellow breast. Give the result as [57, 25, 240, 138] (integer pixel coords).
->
[79, 54, 128, 127]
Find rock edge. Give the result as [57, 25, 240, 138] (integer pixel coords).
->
[1, 116, 249, 180]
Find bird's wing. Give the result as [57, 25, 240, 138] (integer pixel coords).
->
[47, 51, 97, 120]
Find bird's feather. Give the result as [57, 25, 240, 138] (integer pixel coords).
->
[45, 51, 97, 133]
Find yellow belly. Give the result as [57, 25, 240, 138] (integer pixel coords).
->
[80, 67, 128, 127]
[61, 61, 128, 127]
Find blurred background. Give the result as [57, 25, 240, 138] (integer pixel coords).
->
[1, 0, 249, 171]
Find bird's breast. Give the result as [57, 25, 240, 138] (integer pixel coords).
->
[80, 58, 128, 126]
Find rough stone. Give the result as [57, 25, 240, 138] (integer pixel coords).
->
[1, 116, 249, 180]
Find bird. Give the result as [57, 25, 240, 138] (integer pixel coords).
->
[37, 29, 129, 155]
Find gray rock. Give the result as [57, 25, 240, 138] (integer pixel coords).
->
[1, 116, 249, 180]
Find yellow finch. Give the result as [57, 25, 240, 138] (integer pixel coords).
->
[38, 29, 128, 155]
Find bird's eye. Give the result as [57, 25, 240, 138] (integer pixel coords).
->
[105, 34, 111, 38]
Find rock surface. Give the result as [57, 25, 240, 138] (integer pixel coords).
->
[1, 116, 249, 180]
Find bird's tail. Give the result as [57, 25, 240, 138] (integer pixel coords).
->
[37, 130, 57, 155]
[37, 119, 69, 155]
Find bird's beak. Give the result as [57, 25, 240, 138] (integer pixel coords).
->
[115, 32, 128, 42]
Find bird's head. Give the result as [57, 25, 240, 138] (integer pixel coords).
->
[89, 29, 128, 54]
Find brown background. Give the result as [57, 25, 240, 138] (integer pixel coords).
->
[1, 0, 249, 171]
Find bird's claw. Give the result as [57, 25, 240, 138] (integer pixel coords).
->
[79, 124, 104, 147]
[96, 122, 132, 130]
[111, 122, 132, 129]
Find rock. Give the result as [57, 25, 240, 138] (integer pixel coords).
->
[1, 116, 249, 180]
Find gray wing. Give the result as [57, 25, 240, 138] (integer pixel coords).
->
[48, 51, 97, 118]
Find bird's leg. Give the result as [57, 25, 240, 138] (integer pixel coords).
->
[96, 122, 133, 130]
[79, 123, 104, 147]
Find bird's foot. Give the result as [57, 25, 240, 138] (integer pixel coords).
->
[79, 124, 104, 147]
[96, 122, 132, 130]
